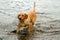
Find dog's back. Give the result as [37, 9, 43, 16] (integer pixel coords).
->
[27, 0, 36, 25]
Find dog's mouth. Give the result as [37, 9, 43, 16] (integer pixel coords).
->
[19, 18, 21, 20]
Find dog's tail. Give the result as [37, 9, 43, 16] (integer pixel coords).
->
[33, 0, 36, 12]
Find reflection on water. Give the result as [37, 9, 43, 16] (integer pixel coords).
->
[10, 24, 37, 40]
[17, 34, 33, 40]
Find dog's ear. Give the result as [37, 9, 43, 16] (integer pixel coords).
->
[24, 14, 28, 19]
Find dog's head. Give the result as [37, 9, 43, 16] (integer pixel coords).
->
[18, 13, 28, 21]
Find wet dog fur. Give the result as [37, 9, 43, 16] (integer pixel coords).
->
[16, 0, 37, 34]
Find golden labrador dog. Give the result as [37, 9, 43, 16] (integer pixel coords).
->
[16, 0, 37, 34]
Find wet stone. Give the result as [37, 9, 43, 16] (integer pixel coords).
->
[0, 38, 3, 40]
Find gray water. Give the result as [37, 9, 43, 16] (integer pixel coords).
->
[0, 0, 60, 40]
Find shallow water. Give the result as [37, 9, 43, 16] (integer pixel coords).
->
[0, 0, 60, 40]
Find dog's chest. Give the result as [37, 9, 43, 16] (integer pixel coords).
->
[20, 20, 29, 27]
[20, 23, 26, 27]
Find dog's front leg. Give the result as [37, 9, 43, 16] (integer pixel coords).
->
[16, 23, 21, 34]
[27, 24, 31, 34]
